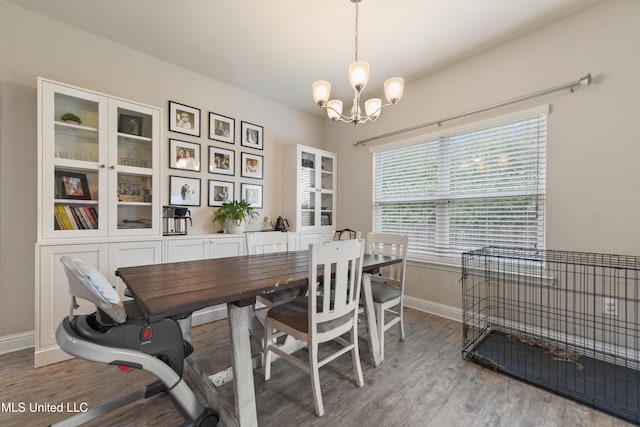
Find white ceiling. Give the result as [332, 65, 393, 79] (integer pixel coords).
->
[9, 0, 605, 116]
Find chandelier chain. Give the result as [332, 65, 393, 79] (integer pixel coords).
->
[354, 0, 359, 62]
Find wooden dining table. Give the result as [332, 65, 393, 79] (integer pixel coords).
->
[116, 249, 401, 427]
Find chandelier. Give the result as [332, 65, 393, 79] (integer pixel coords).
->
[312, 0, 404, 125]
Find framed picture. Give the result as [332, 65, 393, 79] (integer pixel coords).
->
[118, 114, 143, 136]
[209, 146, 235, 176]
[55, 170, 91, 200]
[241, 152, 263, 179]
[169, 175, 201, 206]
[169, 139, 201, 172]
[118, 175, 151, 203]
[209, 112, 235, 144]
[241, 183, 263, 209]
[208, 179, 235, 207]
[241, 121, 263, 150]
[169, 101, 201, 137]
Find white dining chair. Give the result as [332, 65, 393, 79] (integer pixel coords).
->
[246, 231, 303, 307]
[263, 239, 366, 417]
[365, 232, 409, 362]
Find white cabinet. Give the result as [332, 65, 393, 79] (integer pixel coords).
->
[35, 240, 162, 367]
[165, 235, 245, 328]
[38, 78, 161, 239]
[35, 78, 164, 367]
[284, 144, 337, 232]
[166, 235, 246, 262]
[108, 241, 163, 300]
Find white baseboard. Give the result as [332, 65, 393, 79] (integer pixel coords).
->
[404, 295, 462, 323]
[0, 330, 35, 355]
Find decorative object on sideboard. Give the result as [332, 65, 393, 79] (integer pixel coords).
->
[212, 199, 259, 234]
[274, 216, 289, 232]
[312, 0, 404, 125]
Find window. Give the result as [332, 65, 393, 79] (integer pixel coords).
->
[372, 106, 547, 262]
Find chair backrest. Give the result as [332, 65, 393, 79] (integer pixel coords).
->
[365, 233, 408, 287]
[308, 239, 365, 327]
[60, 256, 127, 323]
[246, 231, 289, 255]
[333, 228, 361, 241]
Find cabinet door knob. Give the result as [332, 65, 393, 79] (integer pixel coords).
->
[100, 164, 106, 168]
[110, 165, 115, 169]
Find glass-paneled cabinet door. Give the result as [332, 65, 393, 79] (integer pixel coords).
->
[108, 100, 160, 236]
[297, 147, 336, 230]
[41, 81, 108, 238]
[319, 154, 334, 227]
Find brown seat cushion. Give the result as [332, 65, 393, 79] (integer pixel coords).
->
[267, 296, 354, 334]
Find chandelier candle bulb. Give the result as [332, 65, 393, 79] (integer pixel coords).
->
[384, 77, 405, 104]
[312, 80, 331, 106]
[365, 98, 382, 120]
[327, 100, 343, 120]
[349, 61, 370, 91]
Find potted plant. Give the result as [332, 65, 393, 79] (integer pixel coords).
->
[60, 113, 82, 125]
[212, 199, 259, 234]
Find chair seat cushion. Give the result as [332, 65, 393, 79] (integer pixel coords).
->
[371, 281, 401, 304]
[267, 297, 353, 334]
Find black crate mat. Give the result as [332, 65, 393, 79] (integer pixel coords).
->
[466, 330, 640, 424]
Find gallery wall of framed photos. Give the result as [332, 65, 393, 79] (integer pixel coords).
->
[166, 100, 267, 229]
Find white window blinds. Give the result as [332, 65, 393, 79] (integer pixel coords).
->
[373, 108, 547, 262]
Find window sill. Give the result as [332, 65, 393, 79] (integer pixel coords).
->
[407, 257, 461, 273]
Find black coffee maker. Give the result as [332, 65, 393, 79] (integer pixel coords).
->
[274, 216, 289, 232]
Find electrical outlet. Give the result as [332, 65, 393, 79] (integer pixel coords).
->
[603, 297, 619, 316]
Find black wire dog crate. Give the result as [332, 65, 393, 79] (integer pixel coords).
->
[462, 247, 640, 423]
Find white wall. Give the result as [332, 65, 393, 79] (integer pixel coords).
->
[0, 0, 323, 336]
[324, 0, 640, 310]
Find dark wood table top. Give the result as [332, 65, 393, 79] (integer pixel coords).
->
[116, 251, 401, 318]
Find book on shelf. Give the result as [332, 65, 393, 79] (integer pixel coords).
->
[54, 205, 99, 230]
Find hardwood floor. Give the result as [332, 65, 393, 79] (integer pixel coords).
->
[0, 309, 632, 426]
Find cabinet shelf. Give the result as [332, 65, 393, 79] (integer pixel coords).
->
[54, 120, 98, 134]
[54, 198, 99, 205]
[54, 158, 100, 171]
[118, 201, 152, 207]
[118, 132, 152, 143]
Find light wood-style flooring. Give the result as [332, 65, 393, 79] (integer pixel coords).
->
[0, 309, 632, 426]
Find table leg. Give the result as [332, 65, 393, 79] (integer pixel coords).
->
[361, 273, 383, 367]
[227, 302, 259, 427]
